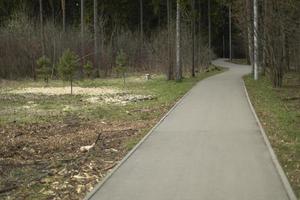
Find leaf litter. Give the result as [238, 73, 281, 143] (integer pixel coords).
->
[0, 119, 155, 199]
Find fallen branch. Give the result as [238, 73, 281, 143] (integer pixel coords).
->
[103, 163, 117, 171]
[283, 96, 300, 101]
[0, 185, 18, 194]
[95, 132, 103, 144]
[80, 132, 103, 153]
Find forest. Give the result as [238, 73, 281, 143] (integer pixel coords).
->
[0, 0, 299, 199]
[0, 0, 299, 86]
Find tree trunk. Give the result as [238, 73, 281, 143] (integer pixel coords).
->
[198, 1, 202, 69]
[61, 0, 66, 32]
[208, 0, 211, 64]
[253, 0, 259, 80]
[191, 0, 195, 77]
[49, 0, 55, 24]
[223, 33, 225, 58]
[81, 0, 84, 48]
[284, 34, 290, 71]
[94, 0, 99, 77]
[176, 0, 182, 81]
[167, 0, 173, 80]
[70, 78, 73, 95]
[51, 40, 56, 79]
[246, 0, 253, 66]
[39, 0, 45, 57]
[229, 4, 232, 61]
[80, 0, 85, 75]
[140, 0, 144, 64]
[261, 0, 267, 76]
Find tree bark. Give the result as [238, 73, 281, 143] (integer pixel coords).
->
[49, 0, 55, 24]
[39, 0, 45, 57]
[253, 0, 259, 80]
[229, 4, 232, 61]
[80, 0, 85, 76]
[81, 0, 84, 43]
[262, 0, 267, 75]
[246, 0, 254, 66]
[61, 0, 66, 32]
[223, 33, 225, 58]
[208, 0, 211, 64]
[198, 1, 202, 69]
[94, 0, 99, 77]
[192, 0, 195, 77]
[167, 0, 173, 80]
[140, 0, 144, 63]
[176, 0, 182, 81]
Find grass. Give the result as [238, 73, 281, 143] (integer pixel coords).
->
[0, 69, 225, 126]
[0, 67, 226, 200]
[244, 73, 300, 198]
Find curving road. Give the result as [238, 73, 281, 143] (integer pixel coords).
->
[86, 59, 293, 200]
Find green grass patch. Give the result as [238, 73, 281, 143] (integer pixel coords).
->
[0, 68, 226, 126]
[1, 68, 226, 199]
[244, 74, 300, 198]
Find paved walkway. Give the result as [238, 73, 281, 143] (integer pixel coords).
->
[87, 59, 291, 200]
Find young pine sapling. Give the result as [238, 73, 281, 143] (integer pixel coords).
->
[83, 61, 93, 78]
[36, 56, 51, 86]
[58, 49, 79, 94]
[115, 50, 128, 87]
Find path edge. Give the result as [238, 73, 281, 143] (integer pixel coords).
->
[84, 80, 196, 200]
[243, 80, 297, 200]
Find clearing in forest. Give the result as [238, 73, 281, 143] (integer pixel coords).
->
[0, 68, 223, 200]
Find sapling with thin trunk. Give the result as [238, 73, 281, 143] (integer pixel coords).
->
[58, 49, 79, 95]
[83, 61, 93, 78]
[115, 50, 128, 88]
[36, 56, 51, 86]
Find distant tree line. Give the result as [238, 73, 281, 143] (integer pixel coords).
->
[0, 0, 299, 87]
[233, 0, 300, 87]
[0, 0, 238, 81]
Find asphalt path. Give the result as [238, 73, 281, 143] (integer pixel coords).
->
[86, 59, 291, 200]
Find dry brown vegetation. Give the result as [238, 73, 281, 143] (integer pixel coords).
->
[0, 69, 224, 199]
[0, 120, 154, 199]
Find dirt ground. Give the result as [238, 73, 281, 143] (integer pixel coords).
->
[10, 87, 121, 96]
[0, 69, 225, 199]
[0, 119, 155, 200]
